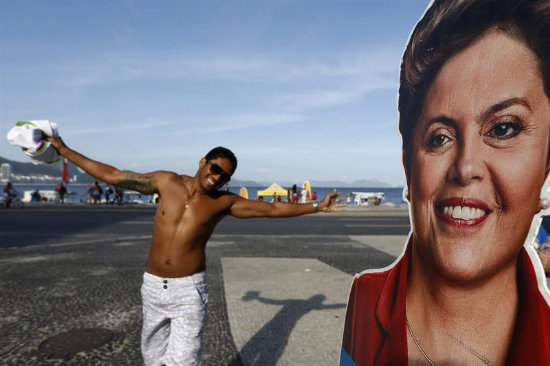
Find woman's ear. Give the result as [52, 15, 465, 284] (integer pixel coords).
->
[539, 156, 550, 214]
[402, 149, 411, 201]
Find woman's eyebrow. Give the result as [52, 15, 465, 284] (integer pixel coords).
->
[425, 115, 457, 127]
[480, 97, 532, 120]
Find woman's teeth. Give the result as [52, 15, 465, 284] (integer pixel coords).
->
[443, 206, 486, 220]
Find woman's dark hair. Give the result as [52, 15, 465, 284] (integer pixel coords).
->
[399, 0, 550, 172]
[205, 146, 238, 171]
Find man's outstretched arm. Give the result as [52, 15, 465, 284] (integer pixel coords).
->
[229, 189, 345, 218]
[47, 136, 169, 194]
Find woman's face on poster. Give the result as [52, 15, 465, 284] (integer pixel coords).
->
[408, 29, 550, 283]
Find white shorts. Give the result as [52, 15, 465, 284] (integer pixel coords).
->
[141, 271, 208, 366]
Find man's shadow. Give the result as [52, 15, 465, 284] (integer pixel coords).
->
[229, 290, 346, 366]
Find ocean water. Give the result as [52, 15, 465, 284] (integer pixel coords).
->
[238, 186, 406, 205]
[11, 183, 406, 205]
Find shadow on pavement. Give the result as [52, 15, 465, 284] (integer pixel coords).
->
[229, 290, 346, 366]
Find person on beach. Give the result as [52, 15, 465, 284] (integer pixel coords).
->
[341, 0, 550, 365]
[105, 184, 113, 204]
[91, 181, 103, 204]
[31, 189, 41, 202]
[46, 137, 344, 366]
[114, 186, 124, 205]
[55, 182, 67, 204]
[2, 182, 18, 208]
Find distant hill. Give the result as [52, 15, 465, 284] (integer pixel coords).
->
[1, 156, 394, 187]
[1, 155, 260, 185]
[231, 178, 393, 188]
[310, 178, 393, 188]
[229, 178, 265, 187]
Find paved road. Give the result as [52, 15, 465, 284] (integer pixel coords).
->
[2, 206, 548, 366]
[0, 207, 411, 248]
[1, 206, 411, 365]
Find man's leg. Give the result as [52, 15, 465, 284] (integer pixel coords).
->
[141, 274, 171, 366]
[164, 304, 206, 366]
[163, 272, 208, 366]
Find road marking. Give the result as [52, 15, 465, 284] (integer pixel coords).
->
[0, 232, 42, 236]
[207, 241, 235, 246]
[0, 253, 77, 264]
[345, 224, 410, 227]
[349, 235, 409, 257]
[48, 235, 152, 247]
[338, 218, 402, 221]
[0, 235, 153, 250]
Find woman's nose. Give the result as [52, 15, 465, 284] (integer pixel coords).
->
[447, 136, 485, 186]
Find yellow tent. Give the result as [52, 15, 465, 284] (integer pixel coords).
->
[257, 182, 288, 198]
[302, 180, 311, 200]
[239, 187, 249, 199]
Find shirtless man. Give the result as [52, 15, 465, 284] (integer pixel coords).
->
[47, 137, 344, 366]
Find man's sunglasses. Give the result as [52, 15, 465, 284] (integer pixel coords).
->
[207, 161, 231, 182]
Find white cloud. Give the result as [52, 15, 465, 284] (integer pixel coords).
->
[272, 89, 363, 111]
[173, 47, 401, 84]
[181, 113, 307, 135]
[120, 119, 174, 130]
[59, 119, 174, 136]
[62, 126, 103, 136]
[235, 137, 402, 156]
[52, 45, 401, 92]
[46, 46, 402, 116]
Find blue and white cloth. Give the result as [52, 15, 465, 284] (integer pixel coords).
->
[6, 120, 60, 164]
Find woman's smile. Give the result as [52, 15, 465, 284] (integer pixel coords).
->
[436, 197, 491, 226]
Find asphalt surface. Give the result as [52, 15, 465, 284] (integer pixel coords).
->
[0, 206, 411, 249]
[1, 205, 548, 365]
[1, 205, 408, 365]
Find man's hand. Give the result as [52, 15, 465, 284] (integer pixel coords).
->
[46, 136, 67, 155]
[318, 189, 345, 212]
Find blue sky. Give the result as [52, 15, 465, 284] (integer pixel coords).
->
[1, 0, 429, 186]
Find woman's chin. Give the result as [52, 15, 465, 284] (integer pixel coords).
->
[430, 247, 498, 284]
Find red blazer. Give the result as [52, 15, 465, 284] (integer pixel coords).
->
[340, 242, 550, 366]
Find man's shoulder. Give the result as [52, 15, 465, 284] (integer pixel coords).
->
[155, 171, 187, 184]
[153, 172, 187, 196]
[204, 191, 241, 211]
[204, 191, 239, 210]
[208, 190, 236, 199]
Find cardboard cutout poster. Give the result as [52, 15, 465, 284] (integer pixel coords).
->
[340, 0, 550, 365]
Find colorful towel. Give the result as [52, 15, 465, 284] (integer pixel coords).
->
[6, 120, 60, 164]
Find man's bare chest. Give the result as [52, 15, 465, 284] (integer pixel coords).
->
[156, 196, 224, 230]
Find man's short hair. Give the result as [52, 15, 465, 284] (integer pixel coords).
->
[205, 147, 238, 171]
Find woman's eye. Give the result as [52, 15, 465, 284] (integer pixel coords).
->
[487, 122, 522, 139]
[429, 134, 450, 148]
